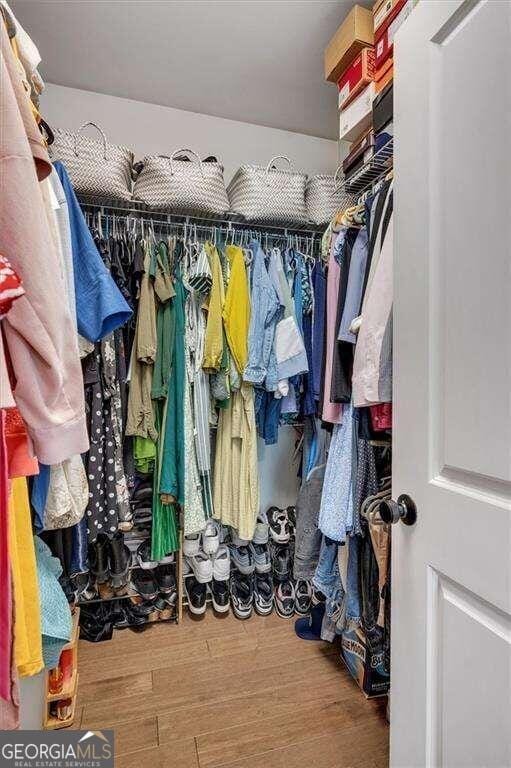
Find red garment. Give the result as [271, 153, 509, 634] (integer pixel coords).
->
[370, 402, 392, 431]
[0, 255, 24, 318]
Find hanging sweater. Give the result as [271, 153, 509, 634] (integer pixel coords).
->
[0, 22, 88, 463]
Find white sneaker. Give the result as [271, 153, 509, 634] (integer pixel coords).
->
[187, 551, 213, 583]
[211, 544, 230, 581]
[253, 510, 269, 544]
[202, 519, 220, 555]
[183, 533, 201, 557]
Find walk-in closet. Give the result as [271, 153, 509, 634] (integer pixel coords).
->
[1, 2, 509, 767]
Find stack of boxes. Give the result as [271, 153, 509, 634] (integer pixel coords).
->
[324, 1, 418, 184]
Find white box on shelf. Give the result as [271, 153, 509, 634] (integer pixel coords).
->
[339, 83, 375, 143]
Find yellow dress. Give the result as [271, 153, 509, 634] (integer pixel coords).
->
[9, 478, 43, 676]
[213, 383, 260, 540]
[222, 245, 250, 374]
[202, 243, 225, 372]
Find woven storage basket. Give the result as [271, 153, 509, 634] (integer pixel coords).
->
[132, 149, 230, 216]
[227, 156, 308, 225]
[305, 167, 353, 225]
[50, 122, 134, 202]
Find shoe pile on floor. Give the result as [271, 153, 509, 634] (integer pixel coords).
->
[183, 507, 313, 620]
[76, 470, 179, 634]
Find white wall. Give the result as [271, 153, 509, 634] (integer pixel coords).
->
[42, 84, 339, 184]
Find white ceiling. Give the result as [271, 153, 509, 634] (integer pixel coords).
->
[11, 0, 371, 140]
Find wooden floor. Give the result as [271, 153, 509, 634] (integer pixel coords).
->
[74, 609, 389, 768]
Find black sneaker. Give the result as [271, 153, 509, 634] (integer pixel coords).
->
[155, 564, 176, 594]
[267, 506, 290, 544]
[254, 573, 274, 616]
[275, 579, 296, 618]
[271, 543, 291, 582]
[130, 568, 159, 600]
[295, 579, 313, 615]
[210, 579, 230, 614]
[136, 539, 158, 570]
[112, 600, 147, 630]
[230, 570, 253, 620]
[184, 576, 207, 616]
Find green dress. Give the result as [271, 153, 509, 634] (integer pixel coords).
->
[150, 241, 180, 560]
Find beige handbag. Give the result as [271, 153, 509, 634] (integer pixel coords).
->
[50, 122, 134, 202]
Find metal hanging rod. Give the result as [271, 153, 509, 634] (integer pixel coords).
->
[78, 196, 323, 238]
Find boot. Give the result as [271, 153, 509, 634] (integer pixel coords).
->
[88, 534, 110, 584]
[109, 532, 131, 589]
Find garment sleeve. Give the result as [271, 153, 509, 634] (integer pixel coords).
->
[0, 31, 89, 464]
[53, 162, 132, 342]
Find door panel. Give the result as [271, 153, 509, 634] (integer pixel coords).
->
[429, 0, 511, 483]
[427, 569, 511, 767]
[392, 1, 511, 766]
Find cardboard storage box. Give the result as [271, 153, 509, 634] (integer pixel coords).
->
[375, 64, 393, 94]
[341, 627, 390, 698]
[375, 0, 418, 68]
[338, 47, 375, 110]
[373, 0, 406, 36]
[339, 82, 374, 143]
[372, 82, 393, 133]
[324, 5, 374, 83]
[343, 130, 375, 174]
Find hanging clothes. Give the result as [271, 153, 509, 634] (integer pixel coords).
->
[352, 214, 394, 407]
[160, 263, 205, 534]
[125, 242, 158, 442]
[8, 478, 43, 677]
[213, 382, 259, 541]
[320, 229, 344, 424]
[222, 244, 250, 375]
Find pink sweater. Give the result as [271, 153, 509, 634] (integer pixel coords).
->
[0, 23, 88, 464]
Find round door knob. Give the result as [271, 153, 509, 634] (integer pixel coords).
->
[379, 494, 417, 526]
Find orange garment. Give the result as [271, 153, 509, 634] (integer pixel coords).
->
[4, 408, 38, 478]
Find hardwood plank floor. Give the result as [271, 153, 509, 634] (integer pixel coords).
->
[74, 610, 389, 768]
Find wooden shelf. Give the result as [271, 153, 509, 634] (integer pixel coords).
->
[44, 607, 80, 730]
[46, 668, 78, 702]
[43, 677, 79, 730]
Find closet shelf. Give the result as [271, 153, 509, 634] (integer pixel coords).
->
[77, 196, 325, 236]
[341, 138, 394, 197]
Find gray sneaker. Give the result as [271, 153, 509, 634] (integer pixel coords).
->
[249, 542, 271, 574]
[229, 544, 255, 575]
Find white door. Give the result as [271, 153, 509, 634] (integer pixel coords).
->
[392, 1, 511, 766]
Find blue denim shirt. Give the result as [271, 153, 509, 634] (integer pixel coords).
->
[243, 242, 280, 389]
[54, 162, 132, 342]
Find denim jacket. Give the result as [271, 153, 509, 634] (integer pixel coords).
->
[243, 243, 280, 390]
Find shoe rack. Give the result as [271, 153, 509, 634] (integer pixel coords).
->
[43, 607, 80, 730]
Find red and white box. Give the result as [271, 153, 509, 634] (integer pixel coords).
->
[373, 0, 405, 37]
[375, 0, 418, 69]
[337, 46, 375, 110]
